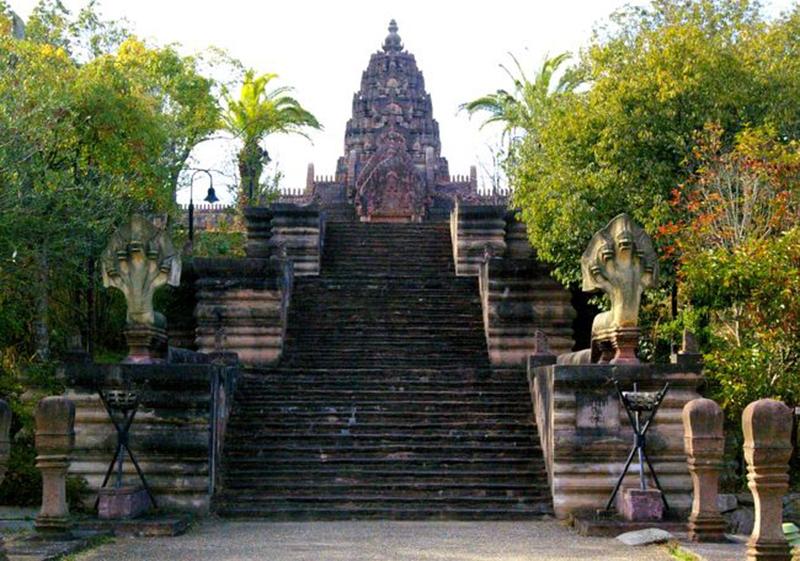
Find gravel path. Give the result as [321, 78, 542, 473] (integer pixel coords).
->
[73, 519, 674, 561]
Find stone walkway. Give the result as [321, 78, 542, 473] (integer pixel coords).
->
[71, 519, 674, 561]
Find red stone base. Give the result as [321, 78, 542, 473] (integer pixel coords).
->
[98, 486, 150, 520]
[619, 488, 664, 522]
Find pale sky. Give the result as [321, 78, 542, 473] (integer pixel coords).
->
[9, 0, 798, 204]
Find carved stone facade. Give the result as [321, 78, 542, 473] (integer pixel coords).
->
[278, 21, 490, 220]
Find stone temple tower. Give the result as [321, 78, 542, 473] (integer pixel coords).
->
[297, 20, 482, 222]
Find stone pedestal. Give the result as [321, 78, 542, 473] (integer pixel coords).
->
[619, 488, 664, 521]
[123, 322, 167, 364]
[743, 399, 793, 561]
[34, 397, 75, 536]
[683, 398, 727, 542]
[98, 486, 150, 520]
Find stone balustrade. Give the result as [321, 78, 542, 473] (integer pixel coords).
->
[450, 202, 507, 276]
[529, 361, 703, 518]
[243, 207, 273, 258]
[270, 203, 324, 276]
[743, 399, 793, 561]
[193, 257, 292, 366]
[65, 362, 237, 513]
[481, 257, 576, 364]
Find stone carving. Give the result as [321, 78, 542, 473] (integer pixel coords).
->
[581, 213, 658, 364]
[34, 396, 75, 535]
[355, 131, 429, 221]
[742, 399, 793, 561]
[101, 214, 181, 363]
[683, 398, 727, 542]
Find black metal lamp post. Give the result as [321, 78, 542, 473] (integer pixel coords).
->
[188, 169, 220, 243]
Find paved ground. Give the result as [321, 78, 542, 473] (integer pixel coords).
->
[71, 519, 674, 561]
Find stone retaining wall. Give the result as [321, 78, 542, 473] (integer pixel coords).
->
[193, 257, 292, 366]
[480, 258, 575, 363]
[529, 361, 703, 518]
[64, 362, 237, 513]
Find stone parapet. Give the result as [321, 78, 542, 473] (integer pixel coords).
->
[64, 362, 237, 513]
[270, 203, 323, 276]
[480, 257, 575, 365]
[243, 207, 273, 259]
[450, 203, 507, 276]
[193, 257, 292, 366]
[528, 362, 703, 519]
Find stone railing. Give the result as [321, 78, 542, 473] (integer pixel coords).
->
[450, 202, 507, 277]
[270, 203, 324, 277]
[529, 356, 703, 518]
[451, 202, 577, 365]
[480, 258, 576, 363]
[193, 257, 293, 366]
[65, 361, 238, 513]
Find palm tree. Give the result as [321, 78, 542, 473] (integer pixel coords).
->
[461, 52, 579, 144]
[221, 70, 322, 204]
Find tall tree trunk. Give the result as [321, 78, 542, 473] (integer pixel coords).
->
[34, 248, 50, 361]
[238, 141, 266, 207]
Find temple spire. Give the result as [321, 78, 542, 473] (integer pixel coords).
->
[382, 19, 403, 52]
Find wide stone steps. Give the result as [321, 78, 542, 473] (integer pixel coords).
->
[215, 219, 550, 520]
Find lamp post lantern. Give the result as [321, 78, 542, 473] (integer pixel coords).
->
[189, 169, 219, 243]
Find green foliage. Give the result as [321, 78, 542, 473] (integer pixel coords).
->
[0, 2, 224, 505]
[221, 70, 321, 204]
[460, 52, 579, 143]
[503, 0, 800, 285]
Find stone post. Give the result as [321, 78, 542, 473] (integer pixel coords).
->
[683, 398, 727, 542]
[34, 397, 75, 535]
[0, 400, 11, 560]
[743, 399, 793, 561]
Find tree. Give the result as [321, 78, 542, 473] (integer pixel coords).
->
[460, 52, 578, 147]
[503, 0, 800, 285]
[221, 70, 321, 204]
[666, 124, 800, 418]
[0, 1, 221, 360]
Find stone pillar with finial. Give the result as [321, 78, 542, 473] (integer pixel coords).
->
[34, 397, 75, 536]
[743, 399, 793, 561]
[683, 398, 727, 542]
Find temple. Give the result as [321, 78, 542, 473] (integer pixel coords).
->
[282, 20, 498, 220]
[67, 20, 589, 520]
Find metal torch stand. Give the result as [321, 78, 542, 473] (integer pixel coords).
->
[604, 380, 670, 513]
[93, 388, 157, 510]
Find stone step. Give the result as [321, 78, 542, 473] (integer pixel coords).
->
[215, 483, 549, 499]
[211, 504, 550, 521]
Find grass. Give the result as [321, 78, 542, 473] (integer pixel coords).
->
[58, 534, 115, 561]
[666, 541, 701, 561]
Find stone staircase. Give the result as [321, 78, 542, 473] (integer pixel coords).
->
[213, 219, 552, 519]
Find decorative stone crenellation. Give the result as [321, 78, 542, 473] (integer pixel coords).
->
[34, 396, 75, 535]
[683, 398, 727, 542]
[742, 399, 793, 561]
[101, 214, 182, 363]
